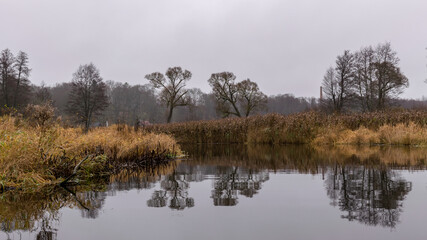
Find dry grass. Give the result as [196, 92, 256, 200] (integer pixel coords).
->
[0, 115, 180, 189]
[314, 122, 427, 146]
[147, 112, 322, 144]
[146, 110, 427, 145]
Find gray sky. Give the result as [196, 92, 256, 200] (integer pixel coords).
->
[1, 0, 426, 98]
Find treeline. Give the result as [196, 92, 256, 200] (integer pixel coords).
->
[47, 81, 318, 125]
[1, 42, 425, 129]
[0, 48, 318, 128]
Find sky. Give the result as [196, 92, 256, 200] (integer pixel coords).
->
[0, 0, 426, 99]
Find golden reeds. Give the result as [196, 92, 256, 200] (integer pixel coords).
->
[0, 115, 180, 189]
[146, 110, 427, 145]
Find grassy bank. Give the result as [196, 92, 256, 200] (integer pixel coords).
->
[146, 110, 427, 145]
[0, 115, 180, 190]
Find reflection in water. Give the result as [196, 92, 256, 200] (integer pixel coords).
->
[36, 218, 58, 240]
[77, 191, 107, 219]
[325, 164, 412, 228]
[147, 171, 195, 210]
[1, 144, 426, 237]
[182, 144, 417, 227]
[211, 167, 269, 206]
[0, 187, 67, 239]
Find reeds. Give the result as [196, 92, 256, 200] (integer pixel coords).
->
[146, 110, 427, 145]
[0, 115, 180, 189]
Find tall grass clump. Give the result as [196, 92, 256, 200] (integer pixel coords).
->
[0, 105, 181, 190]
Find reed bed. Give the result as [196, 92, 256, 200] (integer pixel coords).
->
[146, 110, 427, 146]
[0, 115, 180, 189]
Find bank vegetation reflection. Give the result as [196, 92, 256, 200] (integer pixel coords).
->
[1, 144, 425, 237]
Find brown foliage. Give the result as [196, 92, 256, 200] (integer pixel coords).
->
[0, 113, 181, 189]
[146, 110, 427, 145]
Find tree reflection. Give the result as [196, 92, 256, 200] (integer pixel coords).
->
[36, 218, 58, 240]
[211, 167, 269, 206]
[325, 164, 412, 228]
[147, 171, 194, 210]
[77, 191, 107, 219]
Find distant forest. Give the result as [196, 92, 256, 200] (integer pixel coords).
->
[35, 78, 319, 125]
[1, 43, 426, 128]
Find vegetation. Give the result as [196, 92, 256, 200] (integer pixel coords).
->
[67, 63, 109, 132]
[146, 110, 427, 145]
[145, 67, 192, 123]
[0, 49, 31, 109]
[208, 72, 267, 117]
[0, 106, 180, 190]
[321, 42, 409, 112]
[49, 81, 317, 125]
[1, 43, 425, 129]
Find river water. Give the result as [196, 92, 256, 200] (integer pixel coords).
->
[1, 145, 427, 240]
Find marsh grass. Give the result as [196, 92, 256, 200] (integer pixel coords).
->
[315, 122, 427, 146]
[147, 110, 427, 146]
[0, 114, 180, 189]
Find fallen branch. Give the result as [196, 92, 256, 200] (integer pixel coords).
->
[60, 155, 93, 185]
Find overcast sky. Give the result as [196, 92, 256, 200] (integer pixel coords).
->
[1, 0, 426, 98]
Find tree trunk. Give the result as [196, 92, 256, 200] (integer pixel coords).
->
[13, 71, 21, 108]
[231, 102, 241, 117]
[167, 105, 174, 123]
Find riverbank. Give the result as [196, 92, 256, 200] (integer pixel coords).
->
[146, 110, 427, 145]
[0, 115, 180, 190]
[2, 143, 426, 234]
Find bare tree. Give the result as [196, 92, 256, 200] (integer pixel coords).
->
[352, 43, 408, 111]
[236, 79, 267, 116]
[334, 50, 355, 112]
[372, 43, 408, 109]
[321, 67, 339, 112]
[0, 49, 16, 108]
[353, 46, 376, 111]
[13, 51, 31, 108]
[145, 66, 192, 123]
[208, 72, 241, 117]
[67, 63, 109, 131]
[0, 49, 32, 111]
[322, 43, 407, 112]
[209, 72, 267, 117]
[322, 50, 355, 113]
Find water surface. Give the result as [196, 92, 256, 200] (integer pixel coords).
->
[2, 145, 427, 240]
